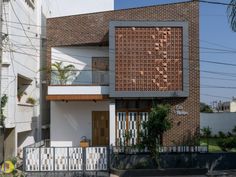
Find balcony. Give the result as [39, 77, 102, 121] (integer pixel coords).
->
[47, 70, 109, 101]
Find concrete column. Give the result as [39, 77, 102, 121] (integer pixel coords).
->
[109, 101, 116, 146]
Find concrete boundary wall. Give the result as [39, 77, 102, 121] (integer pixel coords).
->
[200, 113, 236, 135]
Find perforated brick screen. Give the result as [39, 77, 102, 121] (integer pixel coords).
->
[115, 27, 183, 91]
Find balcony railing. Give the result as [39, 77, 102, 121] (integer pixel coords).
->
[50, 70, 109, 86]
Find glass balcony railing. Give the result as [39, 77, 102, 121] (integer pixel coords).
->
[50, 70, 109, 86]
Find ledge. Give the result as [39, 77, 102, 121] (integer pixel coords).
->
[48, 85, 109, 95]
[46, 94, 109, 101]
[17, 103, 34, 107]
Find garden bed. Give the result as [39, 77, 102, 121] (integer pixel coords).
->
[200, 138, 236, 152]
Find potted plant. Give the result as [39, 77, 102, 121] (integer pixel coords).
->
[26, 97, 36, 105]
[51, 62, 76, 85]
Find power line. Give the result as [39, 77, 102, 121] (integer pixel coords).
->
[4, 47, 236, 80]
[201, 93, 232, 99]
[199, 0, 236, 7]
[10, 1, 38, 51]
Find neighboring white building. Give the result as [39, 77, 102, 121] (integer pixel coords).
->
[0, 0, 51, 159]
[230, 99, 236, 112]
[215, 98, 236, 112]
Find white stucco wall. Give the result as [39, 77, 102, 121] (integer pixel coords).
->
[51, 47, 109, 85]
[47, 0, 114, 17]
[200, 113, 236, 135]
[109, 102, 116, 145]
[51, 101, 110, 147]
[48, 86, 109, 95]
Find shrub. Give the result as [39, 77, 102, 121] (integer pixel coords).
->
[217, 137, 236, 152]
[232, 126, 236, 135]
[218, 131, 226, 139]
[227, 132, 233, 137]
[201, 126, 212, 138]
[26, 97, 36, 105]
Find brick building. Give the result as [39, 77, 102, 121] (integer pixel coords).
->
[46, 1, 199, 146]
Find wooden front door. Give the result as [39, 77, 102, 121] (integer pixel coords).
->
[92, 111, 109, 146]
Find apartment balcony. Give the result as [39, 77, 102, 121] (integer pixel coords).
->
[46, 70, 109, 101]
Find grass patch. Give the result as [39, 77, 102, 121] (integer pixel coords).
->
[200, 137, 236, 152]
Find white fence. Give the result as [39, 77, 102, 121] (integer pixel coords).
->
[24, 147, 108, 172]
[24, 145, 208, 172]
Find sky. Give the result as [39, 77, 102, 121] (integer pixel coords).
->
[115, 0, 236, 105]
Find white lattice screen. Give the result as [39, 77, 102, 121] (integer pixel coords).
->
[116, 112, 126, 146]
[116, 112, 149, 145]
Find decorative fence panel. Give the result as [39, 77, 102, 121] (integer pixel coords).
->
[24, 146, 107, 172]
[54, 148, 68, 171]
[24, 148, 40, 171]
[86, 147, 108, 171]
[68, 147, 83, 171]
[40, 148, 54, 171]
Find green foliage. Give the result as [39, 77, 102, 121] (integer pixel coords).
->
[201, 126, 212, 149]
[217, 137, 236, 152]
[200, 102, 213, 113]
[218, 131, 226, 139]
[26, 97, 36, 105]
[201, 126, 212, 138]
[0, 95, 8, 127]
[51, 62, 76, 85]
[232, 125, 236, 135]
[139, 104, 172, 169]
[227, 0, 236, 32]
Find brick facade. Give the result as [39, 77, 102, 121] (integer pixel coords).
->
[115, 27, 183, 92]
[47, 1, 199, 145]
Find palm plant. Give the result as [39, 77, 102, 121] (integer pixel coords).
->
[51, 62, 76, 85]
[227, 0, 236, 32]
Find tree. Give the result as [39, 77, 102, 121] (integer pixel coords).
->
[0, 95, 8, 127]
[139, 104, 172, 169]
[51, 62, 76, 85]
[200, 102, 213, 113]
[227, 0, 236, 32]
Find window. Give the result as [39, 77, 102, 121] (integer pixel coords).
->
[92, 57, 109, 85]
[25, 0, 35, 9]
[17, 75, 33, 103]
[116, 111, 149, 146]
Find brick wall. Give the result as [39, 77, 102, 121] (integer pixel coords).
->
[115, 27, 183, 92]
[47, 1, 199, 145]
